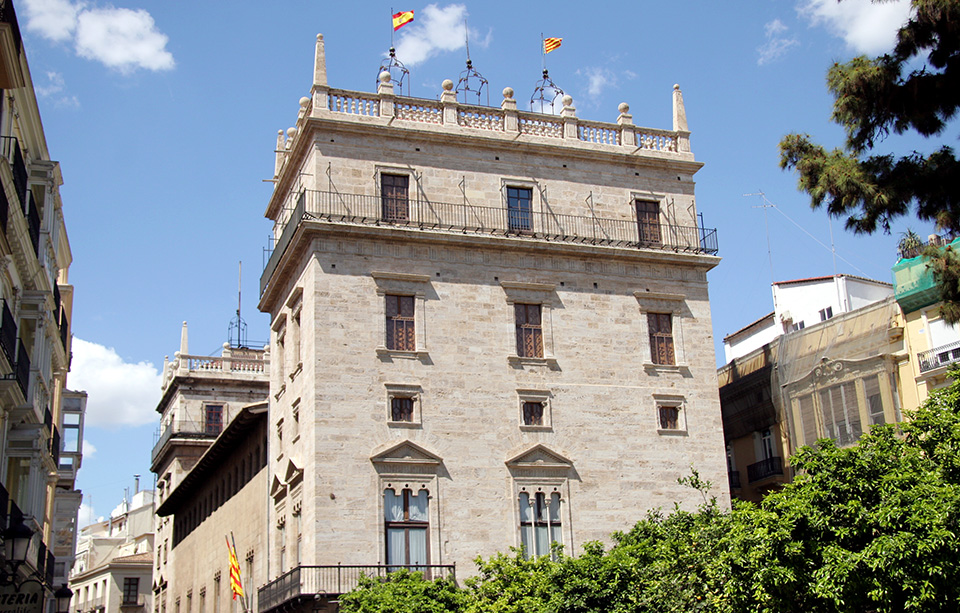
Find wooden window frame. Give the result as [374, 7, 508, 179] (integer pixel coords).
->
[635, 292, 687, 372]
[647, 312, 675, 366]
[635, 198, 662, 246]
[515, 303, 544, 358]
[385, 383, 423, 427]
[373, 272, 431, 359]
[517, 389, 552, 430]
[385, 294, 416, 351]
[380, 172, 410, 222]
[502, 281, 557, 366]
[654, 394, 687, 435]
[204, 404, 223, 436]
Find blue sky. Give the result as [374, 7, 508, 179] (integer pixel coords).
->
[16, 0, 932, 523]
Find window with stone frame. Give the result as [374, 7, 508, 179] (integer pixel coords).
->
[647, 312, 675, 365]
[522, 401, 545, 426]
[518, 489, 562, 559]
[122, 578, 139, 605]
[385, 294, 416, 351]
[635, 199, 661, 245]
[204, 404, 223, 436]
[381, 173, 409, 221]
[384, 487, 429, 568]
[391, 397, 415, 422]
[507, 186, 533, 232]
[515, 303, 543, 358]
[658, 405, 679, 430]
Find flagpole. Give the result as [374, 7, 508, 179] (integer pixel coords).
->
[232, 532, 250, 613]
[541, 32, 545, 72]
[391, 7, 395, 47]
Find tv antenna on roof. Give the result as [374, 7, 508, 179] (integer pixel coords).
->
[228, 261, 248, 349]
[455, 20, 488, 106]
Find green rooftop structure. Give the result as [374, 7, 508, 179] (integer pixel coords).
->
[893, 237, 960, 314]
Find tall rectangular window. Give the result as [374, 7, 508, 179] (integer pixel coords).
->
[385, 295, 416, 351]
[819, 382, 862, 446]
[123, 578, 139, 605]
[381, 174, 409, 221]
[647, 312, 675, 365]
[515, 304, 543, 358]
[507, 187, 532, 232]
[865, 375, 886, 425]
[205, 405, 223, 435]
[519, 491, 561, 559]
[384, 488, 429, 569]
[636, 199, 661, 245]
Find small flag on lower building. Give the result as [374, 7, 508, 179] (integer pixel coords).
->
[227, 536, 244, 600]
[393, 10, 414, 31]
[544, 37, 562, 53]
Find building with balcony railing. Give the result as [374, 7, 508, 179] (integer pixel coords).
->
[245, 35, 727, 613]
[1, 0, 81, 608]
[149, 323, 269, 613]
[70, 486, 155, 613]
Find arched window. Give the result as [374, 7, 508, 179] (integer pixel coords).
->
[519, 490, 561, 559]
[383, 488, 429, 569]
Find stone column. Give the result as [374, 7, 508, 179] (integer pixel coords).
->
[617, 102, 635, 147]
[673, 84, 691, 153]
[441, 79, 457, 125]
[378, 72, 395, 119]
[560, 95, 577, 139]
[501, 87, 518, 132]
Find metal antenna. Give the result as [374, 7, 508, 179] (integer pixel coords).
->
[745, 191, 775, 289]
[455, 19, 488, 105]
[228, 261, 248, 348]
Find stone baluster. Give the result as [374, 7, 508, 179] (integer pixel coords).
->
[378, 71, 395, 118]
[673, 84, 691, 153]
[441, 79, 457, 125]
[502, 87, 518, 132]
[560, 95, 577, 139]
[221, 342, 232, 372]
[311, 34, 329, 114]
[617, 102, 635, 147]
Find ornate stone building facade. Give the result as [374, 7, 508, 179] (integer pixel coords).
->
[254, 35, 726, 611]
[2, 0, 82, 607]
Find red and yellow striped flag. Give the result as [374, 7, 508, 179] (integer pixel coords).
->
[393, 10, 414, 31]
[543, 37, 562, 53]
[227, 537, 244, 600]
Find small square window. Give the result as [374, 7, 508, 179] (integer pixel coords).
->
[658, 406, 679, 430]
[522, 402, 544, 426]
[391, 397, 414, 422]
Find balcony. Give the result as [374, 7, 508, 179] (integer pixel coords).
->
[746, 456, 784, 483]
[25, 189, 40, 256]
[151, 420, 220, 465]
[918, 340, 960, 374]
[261, 189, 719, 296]
[258, 565, 456, 612]
[0, 168, 8, 234]
[49, 426, 60, 467]
[58, 308, 69, 351]
[0, 136, 28, 207]
[728, 470, 741, 490]
[1, 300, 16, 366]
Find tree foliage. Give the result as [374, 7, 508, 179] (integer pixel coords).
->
[341, 369, 960, 612]
[779, 0, 960, 236]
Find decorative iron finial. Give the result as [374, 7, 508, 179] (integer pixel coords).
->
[377, 47, 410, 96]
[455, 20, 488, 105]
[530, 68, 565, 115]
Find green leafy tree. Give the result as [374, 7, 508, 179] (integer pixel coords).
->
[779, 0, 960, 319]
[337, 569, 467, 613]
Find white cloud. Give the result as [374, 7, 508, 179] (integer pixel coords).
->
[798, 0, 913, 55]
[77, 502, 99, 528]
[35, 71, 80, 107]
[582, 67, 614, 98]
[393, 4, 486, 67]
[21, 0, 174, 73]
[758, 18, 800, 65]
[75, 8, 174, 73]
[21, 0, 82, 42]
[82, 439, 97, 457]
[69, 338, 161, 428]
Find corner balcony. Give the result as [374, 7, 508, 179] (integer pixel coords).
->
[746, 456, 784, 483]
[261, 190, 718, 296]
[918, 340, 960, 375]
[150, 419, 220, 468]
[258, 565, 456, 612]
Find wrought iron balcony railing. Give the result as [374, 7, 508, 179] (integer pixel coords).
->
[728, 470, 741, 489]
[25, 189, 40, 256]
[151, 420, 221, 464]
[261, 189, 718, 295]
[14, 338, 29, 396]
[918, 339, 960, 374]
[0, 136, 28, 207]
[258, 564, 456, 612]
[0, 169, 8, 234]
[1, 299, 16, 366]
[746, 456, 784, 483]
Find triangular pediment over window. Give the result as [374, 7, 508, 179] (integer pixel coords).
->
[505, 444, 573, 472]
[370, 440, 443, 470]
[270, 475, 285, 500]
[283, 459, 303, 485]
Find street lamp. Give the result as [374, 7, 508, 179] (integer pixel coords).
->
[0, 520, 35, 585]
[54, 584, 73, 613]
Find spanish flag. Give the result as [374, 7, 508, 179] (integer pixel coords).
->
[543, 37, 562, 54]
[227, 537, 244, 600]
[393, 10, 414, 31]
